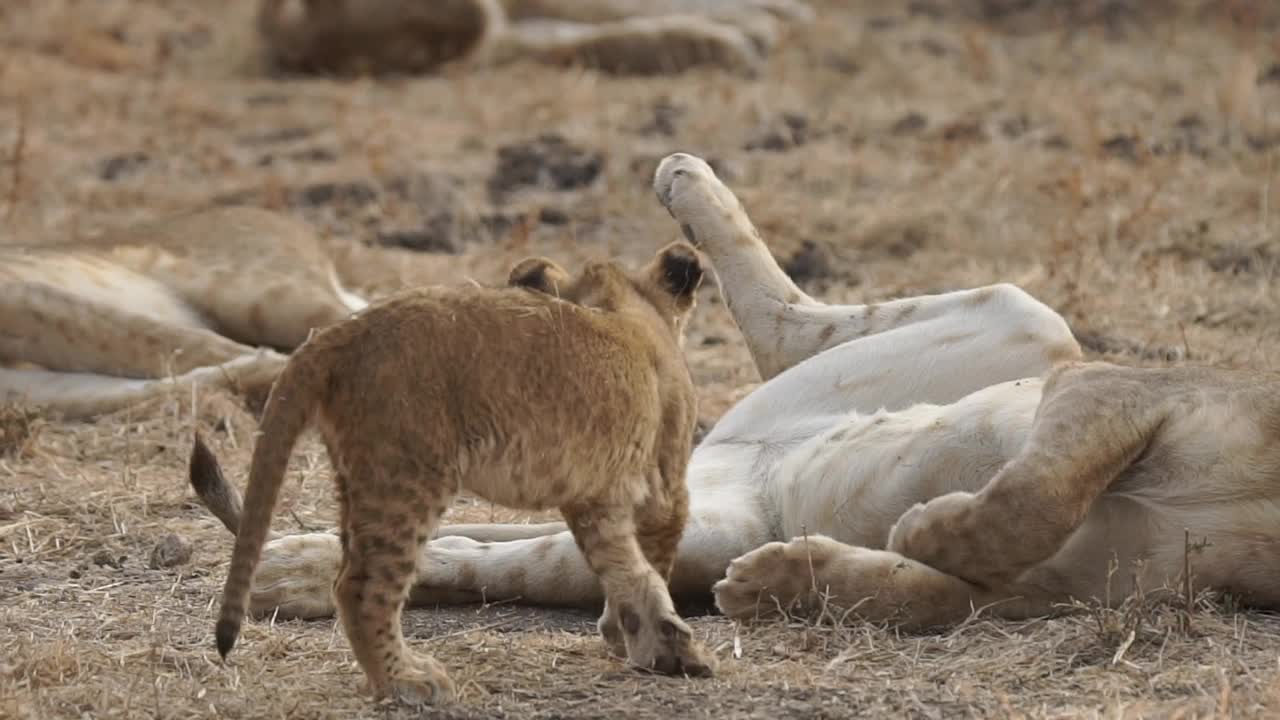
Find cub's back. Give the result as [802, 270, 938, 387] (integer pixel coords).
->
[315, 285, 675, 470]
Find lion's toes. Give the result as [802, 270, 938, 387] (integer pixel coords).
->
[714, 541, 798, 620]
[638, 616, 716, 678]
[714, 536, 845, 621]
[597, 605, 628, 658]
[652, 153, 739, 226]
[886, 491, 979, 575]
[248, 533, 342, 619]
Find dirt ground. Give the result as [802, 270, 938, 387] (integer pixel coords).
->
[3, 0, 1280, 718]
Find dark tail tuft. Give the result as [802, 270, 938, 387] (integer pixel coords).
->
[189, 431, 222, 499]
[216, 617, 239, 659]
[189, 431, 245, 536]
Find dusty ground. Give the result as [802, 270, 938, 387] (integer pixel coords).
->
[3, 0, 1280, 717]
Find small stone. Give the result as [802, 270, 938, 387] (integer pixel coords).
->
[784, 240, 835, 283]
[538, 207, 569, 225]
[891, 112, 928, 135]
[92, 549, 121, 568]
[99, 152, 149, 182]
[149, 533, 193, 569]
[1100, 134, 1140, 161]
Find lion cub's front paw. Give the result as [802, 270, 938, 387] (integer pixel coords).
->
[376, 664, 456, 706]
[597, 603, 628, 658]
[632, 614, 716, 678]
[713, 536, 844, 621]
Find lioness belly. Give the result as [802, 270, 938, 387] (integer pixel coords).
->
[771, 378, 1043, 547]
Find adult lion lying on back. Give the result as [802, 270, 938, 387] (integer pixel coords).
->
[258, 0, 814, 76]
[192, 153, 1280, 642]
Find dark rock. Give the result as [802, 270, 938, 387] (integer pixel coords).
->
[149, 533, 193, 569]
[784, 240, 835, 283]
[908, 1, 945, 19]
[823, 53, 861, 75]
[1100, 134, 1141, 161]
[238, 127, 316, 145]
[538, 207, 569, 225]
[745, 113, 811, 152]
[245, 93, 291, 107]
[919, 37, 949, 56]
[297, 180, 379, 207]
[639, 100, 684, 137]
[891, 112, 928, 135]
[99, 152, 149, 182]
[1000, 114, 1030, 139]
[92, 550, 123, 569]
[488, 134, 604, 200]
[941, 120, 986, 143]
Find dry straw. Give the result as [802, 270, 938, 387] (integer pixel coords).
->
[3, 0, 1280, 717]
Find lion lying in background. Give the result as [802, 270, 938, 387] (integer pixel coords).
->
[0, 207, 364, 419]
[257, 0, 814, 76]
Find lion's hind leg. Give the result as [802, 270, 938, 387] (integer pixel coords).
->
[0, 281, 253, 379]
[887, 365, 1167, 589]
[0, 351, 285, 420]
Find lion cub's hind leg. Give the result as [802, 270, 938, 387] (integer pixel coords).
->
[563, 495, 714, 677]
[332, 459, 457, 704]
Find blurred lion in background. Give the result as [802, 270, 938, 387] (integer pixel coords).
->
[257, 0, 814, 76]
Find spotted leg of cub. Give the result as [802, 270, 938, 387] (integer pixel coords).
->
[563, 500, 715, 677]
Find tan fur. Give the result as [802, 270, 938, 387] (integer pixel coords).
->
[256, 0, 814, 76]
[0, 206, 366, 418]
[208, 242, 713, 705]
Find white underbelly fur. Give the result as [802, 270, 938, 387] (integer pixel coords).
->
[768, 378, 1045, 546]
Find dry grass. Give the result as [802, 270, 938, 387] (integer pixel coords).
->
[3, 0, 1280, 717]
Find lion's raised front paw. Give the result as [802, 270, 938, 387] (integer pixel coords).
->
[652, 153, 740, 227]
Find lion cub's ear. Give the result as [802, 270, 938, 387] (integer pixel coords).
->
[508, 257, 571, 296]
[653, 241, 704, 308]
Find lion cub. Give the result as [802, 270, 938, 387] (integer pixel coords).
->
[211, 241, 714, 704]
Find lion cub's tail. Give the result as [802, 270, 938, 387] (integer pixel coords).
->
[214, 349, 328, 660]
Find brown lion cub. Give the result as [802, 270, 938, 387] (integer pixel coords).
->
[210, 241, 713, 704]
